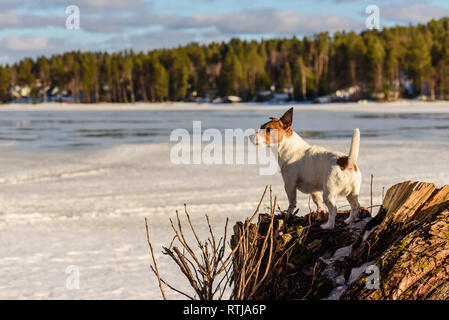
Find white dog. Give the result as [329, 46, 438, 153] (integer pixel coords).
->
[251, 107, 362, 229]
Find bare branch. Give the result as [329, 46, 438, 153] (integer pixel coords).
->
[145, 217, 166, 300]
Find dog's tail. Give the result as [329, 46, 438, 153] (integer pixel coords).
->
[348, 128, 360, 166]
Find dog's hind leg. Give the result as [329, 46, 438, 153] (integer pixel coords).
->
[321, 192, 337, 229]
[344, 193, 360, 224]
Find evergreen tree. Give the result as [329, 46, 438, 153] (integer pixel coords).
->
[244, 42, 267, 99]
[277, 62, 292, 92]
[219, 47, 244, 96]
[0, 66, 11, 102]
[364, 32, 385, 93]
[36, 57, 50, 102]
[292, 56, 307, 100]
[406, 30, 434, 96]
[148, 53, 169, 102]
[168, 51, 191, 101]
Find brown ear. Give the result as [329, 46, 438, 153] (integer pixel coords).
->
[280, 107, 293, 127]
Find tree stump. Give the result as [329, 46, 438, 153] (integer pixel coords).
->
[231, 181, 449, 300]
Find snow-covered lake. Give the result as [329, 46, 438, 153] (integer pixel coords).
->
[0, 101, 448, 299]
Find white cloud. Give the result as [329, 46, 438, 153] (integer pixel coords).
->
[36, 0, 149, 14]
[0, 9, 64, 29]
[124, 9, 362, 52]
[129, 29, 198, 51]
[81, 14, 154, 32]
[382, 2, 449, 24]
[3, 35, 49, 51]
[0, 10, 21, 27]
[0, 0, 27, 10]
[158, 9, 361, 35]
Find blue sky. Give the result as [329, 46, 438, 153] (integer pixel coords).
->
[1, 0, 449, 64]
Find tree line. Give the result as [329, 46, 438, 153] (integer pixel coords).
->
[1, 17, 449, 103]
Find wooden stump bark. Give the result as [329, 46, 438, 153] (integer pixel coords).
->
[341, 182, 449, 300]
[231, 181, 449, 300]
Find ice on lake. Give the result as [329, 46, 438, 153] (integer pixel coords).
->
[0, 101, 448, 299]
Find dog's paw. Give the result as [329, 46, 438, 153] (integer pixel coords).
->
[320, 222, 334, 230]
[344, 217, 354, 225]
[291, 208, 300, 217]
[281, 210, 291, 221]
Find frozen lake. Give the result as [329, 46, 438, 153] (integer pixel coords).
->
[1, 101, 449, 151]
[0, 101, 448, 299]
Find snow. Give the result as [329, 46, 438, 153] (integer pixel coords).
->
[0, 102, 448, 299]
[324, 261, 375, 301]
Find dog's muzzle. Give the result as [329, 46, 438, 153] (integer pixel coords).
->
[249, 133, 259, 145]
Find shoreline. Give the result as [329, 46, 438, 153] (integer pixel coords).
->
[1, 100, 449, 113]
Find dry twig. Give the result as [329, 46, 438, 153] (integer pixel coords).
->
[145, 185, 283, 300]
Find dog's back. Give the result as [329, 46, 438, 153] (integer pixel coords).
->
[283, 141, 350, 194]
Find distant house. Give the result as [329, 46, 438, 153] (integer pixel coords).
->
[9, 85, 31, 99]
[9, 85, 33, 102]
[315, 94, 332, 103]
[315, 85, 361, 103]
[206, 87, 219, 102]
[39, 85, 51, 100]
[49, 86, 59, 97]
[44, 86, 63, 102]
[194, 96, 211, 103]
[273, 92, 291, 103]
[223, 96, 242, 103]
[9, 86, 21, 99]
[256, 91, 273, 102]
[334, 86, 360, 101]
[211, 97, 223, 103]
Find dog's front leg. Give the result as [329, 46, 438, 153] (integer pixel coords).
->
[284, 182, 297, 219]
[321, 192, 337, 229]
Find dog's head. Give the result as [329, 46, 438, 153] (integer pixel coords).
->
[251, 107, 294, 146]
